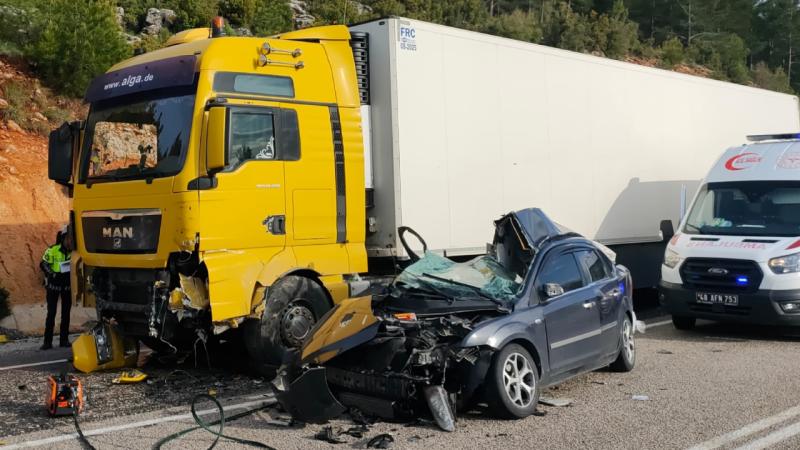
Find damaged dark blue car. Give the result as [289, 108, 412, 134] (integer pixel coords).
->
[274, 208, 636, 431]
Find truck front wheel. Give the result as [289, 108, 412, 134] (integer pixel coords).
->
[244, 275, 331, 375]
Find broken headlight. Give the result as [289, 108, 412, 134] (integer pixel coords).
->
[769, 252, 800, 274]
[663, 249, 682, 269]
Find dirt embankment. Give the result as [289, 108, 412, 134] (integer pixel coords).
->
[0, 57, 84, 305]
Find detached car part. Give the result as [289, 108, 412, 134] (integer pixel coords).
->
[73, 323, 139, 373]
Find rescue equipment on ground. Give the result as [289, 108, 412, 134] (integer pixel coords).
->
[46, 373, 83, 417]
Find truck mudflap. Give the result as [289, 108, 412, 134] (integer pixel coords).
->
[272, 367, 346, 423]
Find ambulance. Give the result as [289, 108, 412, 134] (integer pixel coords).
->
[660, 133, 800, 329]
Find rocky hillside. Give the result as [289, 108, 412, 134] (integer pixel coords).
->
[0, 57, 84, 305]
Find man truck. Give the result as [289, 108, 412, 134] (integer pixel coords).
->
[48, 17, 800, 371]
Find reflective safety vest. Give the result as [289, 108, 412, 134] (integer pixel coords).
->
[42, 244, 70, 273]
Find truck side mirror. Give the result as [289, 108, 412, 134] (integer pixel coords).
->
[543, 283, 565, 298]
[206, 106, 227, 172]
[48, 121, 78, 186]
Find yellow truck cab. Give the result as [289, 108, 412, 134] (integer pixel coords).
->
[48, 21, 370, 371]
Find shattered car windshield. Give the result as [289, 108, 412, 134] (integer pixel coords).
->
[392, 252, 522, 302]
[80, 88, 196, 182]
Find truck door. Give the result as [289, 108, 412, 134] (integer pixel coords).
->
[199, 103, 287, 251]
[538, 250, 603, 376]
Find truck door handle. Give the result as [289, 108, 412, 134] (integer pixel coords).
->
[263, 215, 286, 235]
[582, 301, 595, 309]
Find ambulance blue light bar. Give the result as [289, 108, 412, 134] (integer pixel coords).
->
[746, 133, 800, 142]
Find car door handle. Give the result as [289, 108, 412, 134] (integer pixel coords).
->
[582, 301, 595, 309]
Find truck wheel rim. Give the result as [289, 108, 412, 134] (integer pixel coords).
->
[281, 304, 315, 348]
[623, 319, 634, 362]
[503, 352, 535, 408]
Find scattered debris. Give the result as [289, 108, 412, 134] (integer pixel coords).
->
[367, 433, 395, 449]
[539, 396, 573, 407]
[0, 335, 7, 344]
[591, 380, 606, 385]
[112, 369, 148, 384]
[17, 384, 26, 390]
[711, 349, 723, 353]
[632, 395, 650, 401]
[656, 350, 674, 354]
[532, 410, 548, 417]
[314, 426, 348, 444]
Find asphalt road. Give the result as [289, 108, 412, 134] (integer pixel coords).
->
[1, 318, 800, 449]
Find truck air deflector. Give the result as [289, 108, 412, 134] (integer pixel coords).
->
[85, 55, 197, 103]
[329, 106, 347, 243]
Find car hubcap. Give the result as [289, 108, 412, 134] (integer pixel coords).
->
[281, 303, 315, 348]
[623, 320, 635, 362]
[503, 352, 535, 408]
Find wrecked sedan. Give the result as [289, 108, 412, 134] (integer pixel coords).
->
[275, 208, 636, 430]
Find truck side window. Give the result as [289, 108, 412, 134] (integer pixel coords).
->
[537, 252, 584, 294]
[228, 111, 276, 167]
[577, 250, 610, 282]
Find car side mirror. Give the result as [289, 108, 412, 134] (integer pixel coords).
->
[543, 283, 565, 298]
[205, 106, 227, 172]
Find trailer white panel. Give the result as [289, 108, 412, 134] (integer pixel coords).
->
[351, 18, 800, 257]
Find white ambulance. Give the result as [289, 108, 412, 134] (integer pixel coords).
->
[660, 133, 800, 329]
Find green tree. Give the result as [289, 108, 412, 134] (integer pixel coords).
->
[219, 0, 255, 27]
[542, 2, 592, 52]
[660, 36, 683, 67]
[484, 9, 542, 42]
[593, 0, 638, 58]
[251, 0, 293, 35]
[752, 62, 793, 93]
[27, 0, 131, 97]
[173, 0, 219, 29]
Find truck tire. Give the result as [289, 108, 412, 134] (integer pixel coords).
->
[244, 276, 331, 376]
[485, 343, 540, 419]
[672, 315, 696, 330]
[609, 316, 636, 372]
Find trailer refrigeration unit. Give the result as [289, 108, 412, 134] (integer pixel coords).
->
[49, 17, 800, 371]
[353, 18, 800, 287]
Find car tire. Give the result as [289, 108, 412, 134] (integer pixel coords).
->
[672, 315, 696, 330]
[609, 316, 635, 372]
[485, 343, 540, 419]
[244, 276, 331, 376]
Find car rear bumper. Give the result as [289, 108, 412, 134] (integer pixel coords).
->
[659, 281, 800, 326]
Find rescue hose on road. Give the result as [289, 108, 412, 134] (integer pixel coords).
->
[152, 393, 276, 450]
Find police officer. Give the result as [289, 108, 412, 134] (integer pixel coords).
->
[40, 227, 72, 350]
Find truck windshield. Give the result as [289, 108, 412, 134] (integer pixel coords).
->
[684, 181, 800, 237]
[80, 88, 196, 183]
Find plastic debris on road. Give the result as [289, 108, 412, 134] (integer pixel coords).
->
[539, 396, 573, 407]
[632, 395, 650, 401]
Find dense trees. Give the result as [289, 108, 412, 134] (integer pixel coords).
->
[2, 0, 800, 97]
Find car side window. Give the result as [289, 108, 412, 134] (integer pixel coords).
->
[537, 252, 584, 295]
[577, 249, 610, 282]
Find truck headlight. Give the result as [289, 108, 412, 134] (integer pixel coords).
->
[769, 252, 800, 274]
[663, 249, 682, 269]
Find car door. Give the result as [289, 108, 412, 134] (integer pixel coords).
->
[538, 249, 604, 376]
[576, 248, 623, 357]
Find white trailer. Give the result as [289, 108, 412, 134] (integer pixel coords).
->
[350, 17, 800, 286]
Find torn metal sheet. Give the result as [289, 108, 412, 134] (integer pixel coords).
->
[272, 367, 346, 423]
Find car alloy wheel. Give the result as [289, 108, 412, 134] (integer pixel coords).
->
[502, 352, 536, 408]
[622, 319, 634, 363]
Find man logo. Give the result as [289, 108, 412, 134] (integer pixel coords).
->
[708, 267, 729, 275]
[102, 226, 133, 239]
[112, 238, 122, 249]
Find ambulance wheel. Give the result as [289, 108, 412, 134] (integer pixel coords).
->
[244, 276, 330, 375]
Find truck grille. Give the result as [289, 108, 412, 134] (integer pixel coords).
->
[679, 258, 763, 293]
